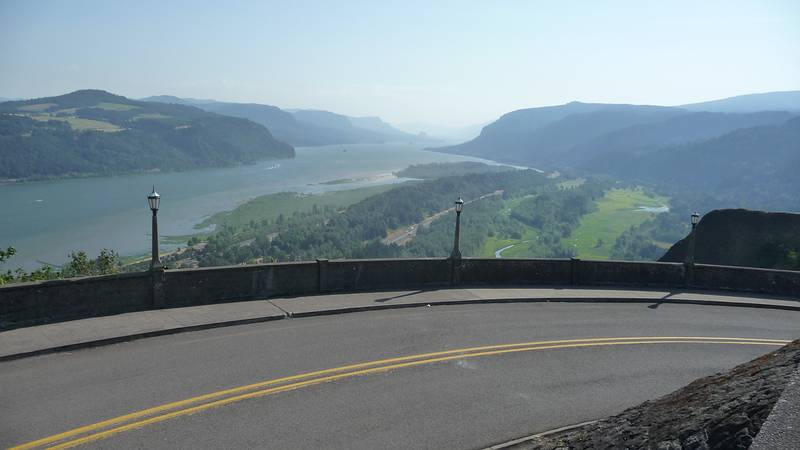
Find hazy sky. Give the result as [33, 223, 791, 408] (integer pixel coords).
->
[1, 1, 798, 127]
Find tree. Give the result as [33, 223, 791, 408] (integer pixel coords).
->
[95, 249, 121, 275]
[0, 246, 16, 263]
[64, 251, 92, 277]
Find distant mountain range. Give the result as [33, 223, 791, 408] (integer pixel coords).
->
[141, 95, 426, 147]
[396, 121, 487, 142]
[680, 91, 800, 113]
[0, 90, 294, 180]
[429, 90, 799, 210]
[431, 91, 799, 167]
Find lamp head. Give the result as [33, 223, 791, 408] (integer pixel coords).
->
[454, 197, 464, 213]
[691, 212, 700, 226]
[147, 186, 160, 211]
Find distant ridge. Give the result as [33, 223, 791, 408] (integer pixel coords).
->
[429, 92, 798, 169]
[142, 96, 426, 147]
[141, 95, 217, 106]
[680, 90, 800, 113]
[430, 102, 684, 165]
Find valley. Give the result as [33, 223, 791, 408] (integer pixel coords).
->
[1, 90, 798, 278]
[0, 144, 494, 271]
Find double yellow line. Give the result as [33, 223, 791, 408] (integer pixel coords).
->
[11, 336, 788, 450]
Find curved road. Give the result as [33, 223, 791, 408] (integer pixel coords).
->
[2, 302, 798, 449]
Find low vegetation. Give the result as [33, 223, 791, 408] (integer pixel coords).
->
[157, 167, 636, 268]
[562, 188, 667, 259]
[197, 185, 403, 230]
[0, 246, 121, 285]
[395, 161, 515, 179]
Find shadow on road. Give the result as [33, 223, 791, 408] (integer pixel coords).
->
[374, 290, 431, 303]
[649, 291, 686, 309]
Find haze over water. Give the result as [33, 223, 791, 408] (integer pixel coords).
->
[0, 143, 498, 270]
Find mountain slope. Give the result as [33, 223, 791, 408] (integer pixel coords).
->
[396, 121, 487, 141]
[348, 116, 415, 140]
[141, 95, 217, 106]
[430, 102, 682, 166]
[430, 92, 800, 168]
[291, 109, 420, 144]
[144, 96, 420, 146]
[202, 102, 332, 146]
[0, 90, 294, 179]
[593, 117, 800, 210]
[570, 111, 793, 166]
[681, 91, 800, 113]
[659, 209, 800, 270]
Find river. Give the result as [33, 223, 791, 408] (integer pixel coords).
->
[1, 143, 498, 270]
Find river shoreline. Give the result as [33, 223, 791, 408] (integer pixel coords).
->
[1, 143, 500, 271]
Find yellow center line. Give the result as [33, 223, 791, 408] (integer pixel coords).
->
[9, 337, 788, 450]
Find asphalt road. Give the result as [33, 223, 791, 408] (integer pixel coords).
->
[2, 302, 798, 449]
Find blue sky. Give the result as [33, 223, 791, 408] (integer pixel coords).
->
[1, 0, 798, 126]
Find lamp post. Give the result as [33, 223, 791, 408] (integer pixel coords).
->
[450, 197, 464, 259]
[147, 186, 162, 270]
[685, 212, 700, 266]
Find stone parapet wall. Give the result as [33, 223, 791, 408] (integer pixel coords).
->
[0, 271, 152, 329]
[692, 264, 800, 297]
[2, 258, 799, 330]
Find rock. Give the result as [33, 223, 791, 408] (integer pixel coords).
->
[518, 340, 800, 450]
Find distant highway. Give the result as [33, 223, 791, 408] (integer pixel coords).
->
[382, 190, 503, 246]
[2, 302, 797, 449]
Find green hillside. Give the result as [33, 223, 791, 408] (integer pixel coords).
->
[0, 90, 294, 179]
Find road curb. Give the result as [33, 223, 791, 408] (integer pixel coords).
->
[0, 314, 286, 363]
[2, 295, 798, 362]
[484, 420, 599, 449]
[288, 295, 800, 318]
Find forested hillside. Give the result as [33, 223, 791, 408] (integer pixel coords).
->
[568, 111, 792, 166]
[593, 117, 800, 211]
[430, 102, 681, 165]
[0, 90, 294, 179]
[430, 101, 794, 170]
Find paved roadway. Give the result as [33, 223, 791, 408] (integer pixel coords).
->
[1, 302, 798, 449]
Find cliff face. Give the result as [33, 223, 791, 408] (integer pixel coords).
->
[659, 209, 800, 270]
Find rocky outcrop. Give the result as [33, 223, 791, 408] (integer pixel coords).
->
[520, 340, 800, 450]
[660, 209, 800, 270]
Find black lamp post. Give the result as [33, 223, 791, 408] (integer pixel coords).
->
[685, 212, 700, 266]
[450, 197, 464, 259]
[148, 186, 162, 270]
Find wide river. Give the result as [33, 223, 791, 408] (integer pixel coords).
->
[1, 143, 497, 270]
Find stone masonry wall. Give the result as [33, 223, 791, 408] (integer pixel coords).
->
[1, 258, 799, 330]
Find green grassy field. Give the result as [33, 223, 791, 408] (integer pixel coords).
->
[561, 188, 668, 259]
[197, 184, 404, 229]
[557, 178, 585, 189]
[18, 103, 56, 112]
[479, 187, 668, 260]
[133, 113, 172, 121]
[29, 114, 122, 131]
[480, 226, 543, 258]
[96, 102, 139, 111]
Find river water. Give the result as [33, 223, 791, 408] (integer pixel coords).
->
[1, 143, 495, 270]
